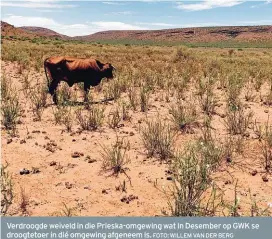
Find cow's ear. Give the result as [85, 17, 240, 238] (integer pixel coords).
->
[96, 60, 104, 69]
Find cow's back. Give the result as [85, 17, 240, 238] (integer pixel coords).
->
[66, 59, 100, 72]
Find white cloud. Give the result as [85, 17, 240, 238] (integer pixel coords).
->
[1, 1, 76, 8]
[2, 15, 148, 36]
[90, 21, 147, 31]
[137, 22, 178, 27]
[105, 11, 133, 16]
[102, 2, 126, 5]
[176, 0, 243, 11]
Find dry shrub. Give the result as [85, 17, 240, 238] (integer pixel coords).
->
[76, 105, 105, 131]
[140, 118, 175, 160]
[1, 162, 14, 215]
[224, 101, 253, 135]
[29, 83, 47, 120]
[100, 137, 131, 177]
[169, 100, 198, 133]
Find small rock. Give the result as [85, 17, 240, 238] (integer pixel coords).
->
[225, 180, 231, 185]
[71, 152, 82, 158]
[120, 194, 138, 204]
[88, 159, 97, 164]
[35, 142, 38, 146]
[82, 137, 87, 140]
[129, 132, 135, 136]
[7, 139, 12, 144]
[251, 170, 257, 176]
[67, 163, 77, 168]
[166, 176, 173, 181]
[262, 175, 269, 182]
[102, 189, 110, 194]
[243, 132, 250, 138]
[240, 191, 247, 196]
[264, 110, 269, 113]
[49, 161, 57, 166]
[226, 156, 232, 163]
[20, 139, 26, 144]
[42, 131, 47, 134]
[65, 182, 73, 189]
[72, 139, 76, 142]
[32, 130, 41, 134]
[20, 168, 30, 175]
[32, 167, 40, 174]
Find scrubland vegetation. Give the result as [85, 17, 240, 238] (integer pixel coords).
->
[1, 38, 272, 216]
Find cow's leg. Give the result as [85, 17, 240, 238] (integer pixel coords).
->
[49, 80, 60, 104]
[84, 82, 91, 103]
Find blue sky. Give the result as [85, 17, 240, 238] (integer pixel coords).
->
[1, 1, 272, 36]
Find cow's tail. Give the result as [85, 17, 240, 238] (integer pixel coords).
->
[44, 57, 51, 91]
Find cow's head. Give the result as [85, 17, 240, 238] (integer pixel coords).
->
[102, 63, 116, 80]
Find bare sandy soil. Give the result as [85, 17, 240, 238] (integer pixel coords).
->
[1, 60, 272, 217]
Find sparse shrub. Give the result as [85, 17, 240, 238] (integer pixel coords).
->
[197, 78, 218, 115]
[197, 117, 223, 170]
[76, 106, 105, 131]
[224, 101, 253, 135]
[228, 49, 235, 57]
[244, 81, 256, 102]
[1, 91, 20, 135]
[52, 105, 66, 125]
[140, 85, 150, 112]
[227, 181, 240, 217]
[105, 79, 121, 100]
[120, 101, 131, 121]
[19, 187, 29, 216]
[172, 46, 192, 62]
[1, 73, 11, 101]
[62, 107, 73, 132]
[259, 120, 272, 172]
[169, 144, 212, 216]
[226, 73, 243, 106]
[108, 106, 122, 129]
[100, 137, 131, 177]
[59, 203, 75, 217]
[264, 87, 272, 106]
[57, 83, 76, 106]
[29, 84, 48, 120]
[1, 162, 14, 216]
[140, 118, 175, 160]
[22, 73, 31, 99]
[128, 86, 139, 111]
[249, 189, 271, 216]
[169, 100, 197, 133]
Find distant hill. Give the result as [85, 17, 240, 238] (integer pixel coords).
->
[1, 21, 38, 39]
[1, 21, 272, 44]
[74, 26, 272, 43]
[19, 26, 69, 39]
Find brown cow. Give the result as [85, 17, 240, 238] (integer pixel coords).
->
[44, 56, 116, 104]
